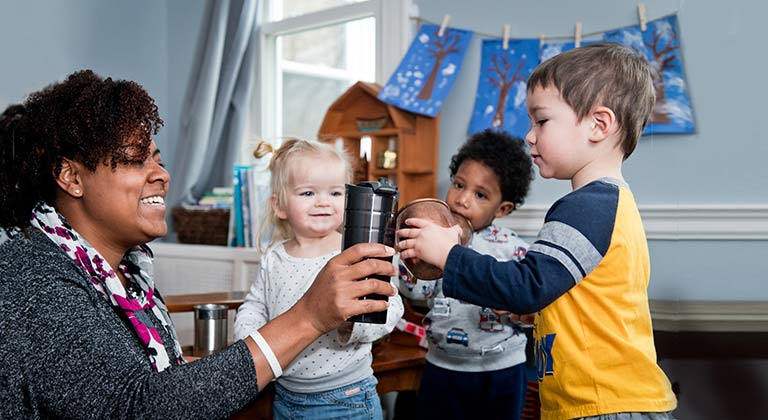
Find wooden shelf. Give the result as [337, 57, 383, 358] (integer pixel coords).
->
[401, 169, 434, 176]
[371, 168, 397, 176]
[318, 82, 439, 205]
[330, 128, 400, 138]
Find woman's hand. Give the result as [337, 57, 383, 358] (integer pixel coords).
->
[396, 217, 462, 270]
[292, 243, 398, 336]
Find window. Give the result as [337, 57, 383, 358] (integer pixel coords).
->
[278, 16, 375, 140]
[252, 0, 412, 153]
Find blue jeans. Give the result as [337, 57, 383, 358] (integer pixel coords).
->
[273, 376, 382, 420]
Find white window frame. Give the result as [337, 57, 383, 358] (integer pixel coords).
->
[252, 0, 413, 144]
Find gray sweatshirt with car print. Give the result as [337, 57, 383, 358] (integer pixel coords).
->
[396, 224, 529, 372]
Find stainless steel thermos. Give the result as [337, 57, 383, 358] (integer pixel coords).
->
[342, 178, 398, 324]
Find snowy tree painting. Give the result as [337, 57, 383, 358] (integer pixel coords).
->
[539, 40, 598, 62]
[467, 39, 539, 137]
[378, 24, 472, 117]
[604, 14, 694, 134]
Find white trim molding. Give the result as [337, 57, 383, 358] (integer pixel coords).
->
[150, 242, 261, 291]
[650, 300, 768, 332]
[497, 204, 768, 240]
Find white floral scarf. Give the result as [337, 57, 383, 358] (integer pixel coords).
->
[31, 202, 185, 372]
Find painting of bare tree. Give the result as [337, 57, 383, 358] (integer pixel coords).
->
[468, 39, 539, 137]
[604, 14, 695, 134]
[378, 24, 472, 117]
[539, 40, 597, 62]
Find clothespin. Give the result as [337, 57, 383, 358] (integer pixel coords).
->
[574, 22, 582, 48]
[539, 33, 546, 47]
[438, 15, 451, 37]
[637, 3, 647, 32]
[502, 24, 510, 50]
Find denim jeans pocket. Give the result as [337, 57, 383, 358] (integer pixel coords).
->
[274, 377, 381, 420]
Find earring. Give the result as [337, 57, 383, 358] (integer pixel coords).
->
[74, 189, 81, 195]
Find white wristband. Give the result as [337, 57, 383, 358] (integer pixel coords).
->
[249, 330, 282, 379]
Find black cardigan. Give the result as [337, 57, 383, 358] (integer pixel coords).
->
[0, 230, 259, 419]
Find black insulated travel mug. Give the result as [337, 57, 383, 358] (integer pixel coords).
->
[342, 178, 399, 324]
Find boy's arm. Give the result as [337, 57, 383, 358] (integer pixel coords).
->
[442, 245, 575, 313]
[417, 186, 616, 314]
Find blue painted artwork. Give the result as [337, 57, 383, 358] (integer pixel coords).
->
[539, 40, 598, 62]
[604, 14, 694, 134]
[467, 39, 539, 137]
[378, 24, 472, 117]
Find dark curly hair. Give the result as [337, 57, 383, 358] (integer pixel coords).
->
[0, 70, 163, 232]
[449, 129, 533, 207]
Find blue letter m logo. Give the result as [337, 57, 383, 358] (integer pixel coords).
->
[535, 333, 556, 381]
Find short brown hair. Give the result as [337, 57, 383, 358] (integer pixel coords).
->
[527, 42, 655, 159]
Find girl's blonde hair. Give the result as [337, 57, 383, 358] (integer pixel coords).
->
[254, 138, 352, 251]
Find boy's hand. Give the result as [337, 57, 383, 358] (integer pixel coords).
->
[509, 312, 535, 326]
[396, 217, 462, 270]
[491, 309, 535, 326]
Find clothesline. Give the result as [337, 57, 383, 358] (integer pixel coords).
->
[411, 11, 679, 42]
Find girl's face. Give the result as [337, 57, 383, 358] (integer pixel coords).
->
[275, 153, 346, 241]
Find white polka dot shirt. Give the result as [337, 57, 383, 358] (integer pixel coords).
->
[234, 241, 404, 393]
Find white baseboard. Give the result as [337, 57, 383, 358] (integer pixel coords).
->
[650, 300, 768, 332]
[497, 204, 768, 240]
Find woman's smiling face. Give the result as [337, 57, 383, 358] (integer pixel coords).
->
[74, 140, 170, 250]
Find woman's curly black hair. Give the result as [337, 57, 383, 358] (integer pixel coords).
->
[449, 129, 533, 207]
[0, 70, 163, 232]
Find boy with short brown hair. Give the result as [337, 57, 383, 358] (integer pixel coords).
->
[397, 42, 677, 420]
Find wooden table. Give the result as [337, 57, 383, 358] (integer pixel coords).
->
[164, 291, 247, 313]
[165, 292, 427, 419]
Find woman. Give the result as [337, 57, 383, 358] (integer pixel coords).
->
[0, 70, 397, 419]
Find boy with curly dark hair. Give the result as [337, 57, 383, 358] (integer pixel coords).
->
[397, 128, 534, 420]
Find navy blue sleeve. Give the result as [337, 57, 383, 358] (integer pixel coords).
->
[441, 181, 619, 313]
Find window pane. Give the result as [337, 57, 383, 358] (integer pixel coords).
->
[281, 17, 375, 71]
[274, 0, 365, 20]
[278, 17, 375, 139]
[282, 24, 345, 68]
[281, 73, 349, 139]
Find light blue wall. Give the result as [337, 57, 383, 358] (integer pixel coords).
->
[0, 0, 169, 146]
[414, 0, 768, 301]
[0, 0, 209, 177]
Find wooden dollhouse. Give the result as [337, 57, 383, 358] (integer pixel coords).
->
[318, 81, 440, 206]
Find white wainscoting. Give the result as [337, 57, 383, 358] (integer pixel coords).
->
[150, 242, 261, 346]
[496, 204, 768, 240]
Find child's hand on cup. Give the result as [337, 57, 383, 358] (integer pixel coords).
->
[396, 217, 463, 271]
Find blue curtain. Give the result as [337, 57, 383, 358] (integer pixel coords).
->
[168, 0, 260, 208]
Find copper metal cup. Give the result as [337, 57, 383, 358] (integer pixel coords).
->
[395, 198, 473, 280]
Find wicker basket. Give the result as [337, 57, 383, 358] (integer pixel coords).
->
[171, 207, 230, 246]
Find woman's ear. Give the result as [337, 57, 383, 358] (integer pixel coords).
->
[54, 159, 83, 198]
[588, 106, 617, 143]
